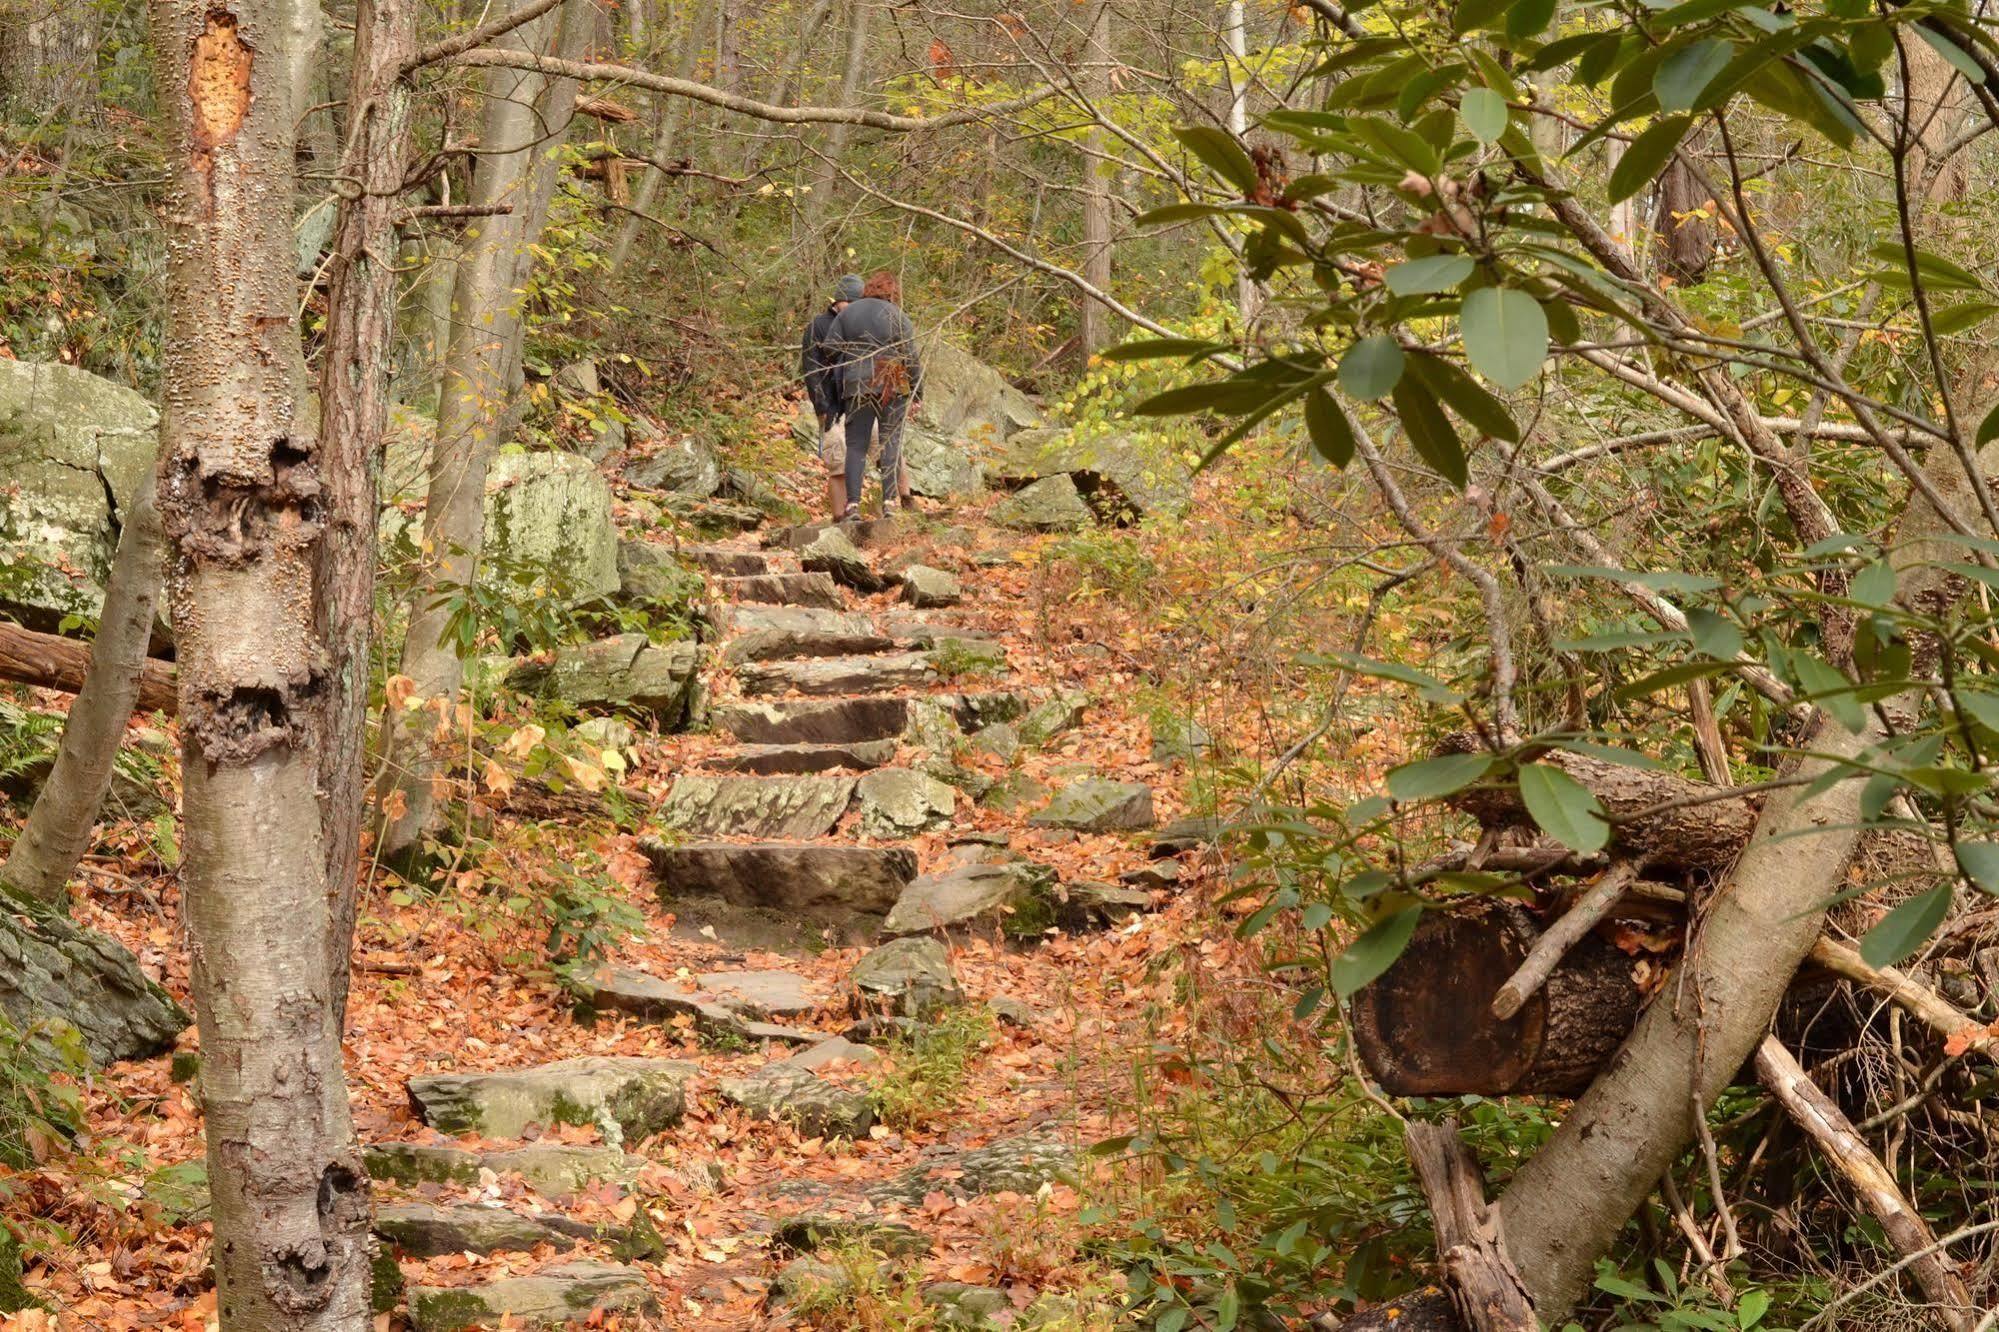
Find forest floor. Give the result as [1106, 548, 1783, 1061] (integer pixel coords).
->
[10, 408, 1333, 1331]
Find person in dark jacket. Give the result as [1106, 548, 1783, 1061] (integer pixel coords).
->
[800, 273, 863, 519]
[825, 270, 923, 521]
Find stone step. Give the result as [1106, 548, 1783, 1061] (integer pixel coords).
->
[716, 571, 844, 609]
[682, 543, 777, 576]
[364, 1142, 637, 1195]
[721, 607, 896, 664]
[738, 651, 938, 697]
[887, 617, 998, 649]
[767, 515, 900, 550]
[376, 1202, 586, 1259]
[719, 1063, 876, 1138]
[658, 773, 856, 838]
[1028, 777, 1157, 831]
[406, 1262, 655, 1331]
[406, 1056, 694, 1141]
[640, 839, 916, 927]
[713, 695, 910, 745]
[705, 739, 898, 775]
[568, 964, 824, 1045]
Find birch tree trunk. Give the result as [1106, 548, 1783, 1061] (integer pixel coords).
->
[150, 0, 373, 1325]
[1078, 0, 1116, 353]
[315, 0, 419, 1026]
[377, 0, 586, 864]
[1223, 0, 1261, 330]
[0, 465, 165, 904]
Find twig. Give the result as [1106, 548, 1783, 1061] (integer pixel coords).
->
[1491, 860, 1647, 1020]
[404, 0, 572, 72]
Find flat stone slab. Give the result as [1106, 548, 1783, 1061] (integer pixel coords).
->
[722, 605, 894, 663]
[1056, 881, 1155, 928]
[1150, 814, 1225, 857]
[869, 1132, 1075, 1205]
[1029, 778, 1156, 831]
[697, 969, 820, 1019]
[658, 774, 856, 838]
[714, 695, 911, 745]
[568, 965, 823, 1046]
[886, 618, 998, 648]
[406, 1056, 694, 1143]
[774, 1213, 930, 1258]
[719, 1064, 875, 1139]
[375, 1203, 579, 1258]
[855, 767, 957, 838]
[738, 652, 938, 697]
[883, 861, 1054, 938]
[641, 840, 916, 918]
[707, 739, 899, 775]
[769, 516, 900, 550]
[849, 937, 964, 1017]
[717, 571, 843, 608]
[364, 1142, 636, 1194]
[407, 1262, 656, 1331]
[779, 1035, 882, 1071]
[682, 544, 775, 576]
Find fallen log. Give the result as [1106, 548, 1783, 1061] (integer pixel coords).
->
[0, 622, 177, 716]
[1438, 735, 1760, 873]
[1351, 900, 1648, 1097]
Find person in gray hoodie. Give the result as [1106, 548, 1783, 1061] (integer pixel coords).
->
[824, 270, 923, 521]
[800, 274, 863, 519]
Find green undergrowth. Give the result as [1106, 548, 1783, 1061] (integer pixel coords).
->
[868, 1008, 996, 1131]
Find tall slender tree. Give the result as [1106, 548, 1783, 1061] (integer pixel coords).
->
[149, 0, 373, 1324]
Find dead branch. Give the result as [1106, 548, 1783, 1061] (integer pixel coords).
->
[1755, 1037, 1977, 1332]
[0, 622, 177, 716]
[1408, 1120, 1537, 1332]
[1492, 860, 1648, 1020]
[1808, 936, 1999, 1061]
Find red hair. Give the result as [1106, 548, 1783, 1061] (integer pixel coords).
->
[863, 270, 901, 303]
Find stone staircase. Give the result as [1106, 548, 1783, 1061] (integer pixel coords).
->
[362, 511, 1201, 1329]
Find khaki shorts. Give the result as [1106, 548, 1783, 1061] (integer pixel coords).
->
[822, 416, 877, 473]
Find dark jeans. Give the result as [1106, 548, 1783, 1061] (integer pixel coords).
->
[843, 394, 908, 506]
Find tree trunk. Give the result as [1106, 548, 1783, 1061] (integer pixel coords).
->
[1650, 155, 1716, 286]
[0, 0, 102, 115]
[1223, 0, 1261, 331]
[314, 0, 418, 1028]
[1078, 0, 1116, 353]
[808, 0, 871, 247]
[607, 0, 710, 276]
[1491, 434, 1991, 1318]
[0, 622, 177, 715]
[1352, 900, 1647, 1097]
[377, 0, 586, 864]
[0, 467, 166, 903]
[149, 0, 373, 1325]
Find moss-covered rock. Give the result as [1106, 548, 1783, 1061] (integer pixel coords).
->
[405, 1056, 695, 1144]
[406, 1261, 655, 1330]
[1029, 778, 1156, 832]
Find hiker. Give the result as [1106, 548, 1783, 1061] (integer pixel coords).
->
[801, 273, 863, 520]
[825, 270, 923, 521]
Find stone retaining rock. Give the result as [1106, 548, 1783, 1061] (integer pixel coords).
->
[641, 840, 916, 920]
[900, 564, 962, 608]
[882, 860, 1056, 938]
[375, 1203, 578, 1258]
[1029, 778, 1156, 831]
[406, 1056, 694, 1143]
[993, 473, 1093, 532]
[855, 767, 956, 838]
[848, 937, 964, 1017]
[506, 634, 699, 726]
[714, 696, 910, 745]
[719, 1064, 875, 1139]
[717, 571, 844, 609]
[407, 1262, 655, 1330]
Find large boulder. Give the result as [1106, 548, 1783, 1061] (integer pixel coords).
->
[622, 420, 721, 497]
[991, 427, 1191, 521]
[483, 451, 619, 602]
[506, 634, 700, 726]
[882, 860, 1055, 938]
[993, 473, 1093, 532]
[0, 360, 157, 632]
[915, 338, 1041, 442]
[0, 893, 188, 1066]
[902, 424, 985, 497]
[1030, 778, 1156, 832]
[855, 768, 956, 838]
[719, 1064, 875, 1139]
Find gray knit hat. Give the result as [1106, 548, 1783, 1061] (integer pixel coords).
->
[834, 274, 865, 302]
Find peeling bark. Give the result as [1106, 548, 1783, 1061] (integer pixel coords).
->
[1, 466, 166, 903]
[150, 0, 372, 1324]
